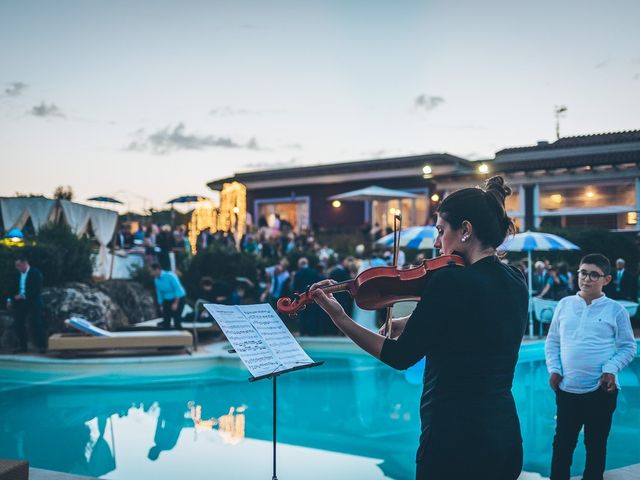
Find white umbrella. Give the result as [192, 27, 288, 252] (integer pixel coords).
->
[498, 231, 580, 337]
[328, 185, 420, 201]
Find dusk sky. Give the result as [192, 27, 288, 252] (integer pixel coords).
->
[1, 0, 639, 213]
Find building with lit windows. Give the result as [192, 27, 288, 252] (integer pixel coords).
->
[207, 130, 640, 233]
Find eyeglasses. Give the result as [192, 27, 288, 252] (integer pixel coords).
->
[577, 269, 606, 281]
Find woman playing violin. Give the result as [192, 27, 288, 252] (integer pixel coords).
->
[310, 176, 528, 480]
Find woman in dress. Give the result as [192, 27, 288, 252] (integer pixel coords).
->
[310, 176, 529, 480]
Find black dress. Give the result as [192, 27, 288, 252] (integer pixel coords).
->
[380, 255, 528, 480]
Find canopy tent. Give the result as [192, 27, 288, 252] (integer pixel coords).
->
[0, 197, 56, 233]
[328, 186, 420, 202]
[0, 197, 118, 278]
[60, 200, 118, 278]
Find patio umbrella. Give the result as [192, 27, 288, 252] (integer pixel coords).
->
[87, 196, 123, 204]
[498, 231, 580, 337]
[328, 185, 420, 202]
[376, 225, 438, 250]
[166, 195, 207, 204]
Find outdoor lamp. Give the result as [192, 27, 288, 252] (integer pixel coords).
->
[478, 163, 489, 174]
[422, 165, 432, 175]
[332, 200, 341, 208]
[430, 193, 440, 202]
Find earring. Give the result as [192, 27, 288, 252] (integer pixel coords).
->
[461, 236, 468, 243]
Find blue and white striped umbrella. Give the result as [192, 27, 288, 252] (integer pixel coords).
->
[376, 226, 438, 250]
[498, 231, 580, 253]
[499, 231, 579, 338]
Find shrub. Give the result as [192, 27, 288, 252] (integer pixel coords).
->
[0, 223, 93, 299]
[182, 244, 260, 299]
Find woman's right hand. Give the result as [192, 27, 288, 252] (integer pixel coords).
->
[378, 316, 409, 339]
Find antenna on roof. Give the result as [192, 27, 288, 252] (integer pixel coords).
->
[554, 105, 568, 140]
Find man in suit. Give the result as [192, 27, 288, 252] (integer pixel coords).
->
[9, 253, 46, 353]
[329, 256, 354, 317]
[290, 257, 324, 335]
[611, 258, 637, 301]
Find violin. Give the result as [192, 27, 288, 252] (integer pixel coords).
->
[277, 254, 465, 316]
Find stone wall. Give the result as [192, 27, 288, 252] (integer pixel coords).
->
[0, 281, 157, 352]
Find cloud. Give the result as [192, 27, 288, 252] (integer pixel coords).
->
[209, 106, 251, 116]
[127, 123, 262, 154]
[594, 59, 609, 69]
[414, 94, 445, 112]
[244, 158, 305, 170]
[30, 102, 64, 118]
[5, 81, 28, 97]
[284, 143, 303, 150]
[209, 106, 284, 117]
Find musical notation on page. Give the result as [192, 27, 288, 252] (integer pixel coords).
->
[204, 303, 314, 378]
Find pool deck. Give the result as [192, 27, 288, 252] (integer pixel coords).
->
[31, 468, 97, 480]
[27, 463, 640, 480]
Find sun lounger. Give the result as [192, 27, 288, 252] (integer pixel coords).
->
[47, 317, 193, 353]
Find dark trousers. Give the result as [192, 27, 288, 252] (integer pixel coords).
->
[161, 298, 185, 329]
[13, 299, 46, 351]
[550, 388, 618, 480]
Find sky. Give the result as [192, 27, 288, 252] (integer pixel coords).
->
[1, 0, 639, 213]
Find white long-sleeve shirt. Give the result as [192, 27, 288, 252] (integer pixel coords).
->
[545, 293, 637, 393]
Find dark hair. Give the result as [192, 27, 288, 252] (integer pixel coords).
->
[14, 253, 29, 263]
[149, 262, 162, 271]
[200, 276, 214, 288]
[579, 253, 611, 276]
[436, 176, 515, 248]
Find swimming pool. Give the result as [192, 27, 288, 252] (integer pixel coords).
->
[0, 341, 638, 479]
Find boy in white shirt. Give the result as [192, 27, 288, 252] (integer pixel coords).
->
[545, 254, 636, 480]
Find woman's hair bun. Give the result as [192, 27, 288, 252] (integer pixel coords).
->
[484, 175, 511, 201]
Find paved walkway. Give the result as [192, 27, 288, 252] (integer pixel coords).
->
[31, 468, 97, 480]
[518, 463, 640, 480]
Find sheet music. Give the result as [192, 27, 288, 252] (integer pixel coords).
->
[204, 303, 314, 378]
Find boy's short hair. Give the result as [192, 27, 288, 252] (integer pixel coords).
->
[149, 262, 162, 271]
[579, 253, 611, 276]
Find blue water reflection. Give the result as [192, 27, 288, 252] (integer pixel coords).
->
[0, 353, 638, 479]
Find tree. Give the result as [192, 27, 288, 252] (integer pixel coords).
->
[53, 185, 74, 200]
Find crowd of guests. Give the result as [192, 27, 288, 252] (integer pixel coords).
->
[522, 257, 637, 302]
[5, 213, 640, 351]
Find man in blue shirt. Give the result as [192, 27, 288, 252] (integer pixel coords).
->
[150, 263, 186, 329]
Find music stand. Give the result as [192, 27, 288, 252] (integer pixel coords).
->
[249, 361, 323, 480]
[206, 303, 324, 479]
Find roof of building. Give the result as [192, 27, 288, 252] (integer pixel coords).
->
[490, 150, 640, 172]
[207, 153, 473, 190]
[496, 130, 640, 155]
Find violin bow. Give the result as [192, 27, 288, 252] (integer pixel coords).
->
[385, 213, 402, 338]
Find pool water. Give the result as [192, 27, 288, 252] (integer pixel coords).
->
[0, 349, 638, 479]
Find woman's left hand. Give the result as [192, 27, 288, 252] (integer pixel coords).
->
[309, 279, 346, 319]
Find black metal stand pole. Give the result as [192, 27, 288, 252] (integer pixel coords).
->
[272, 375, 278, 480]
